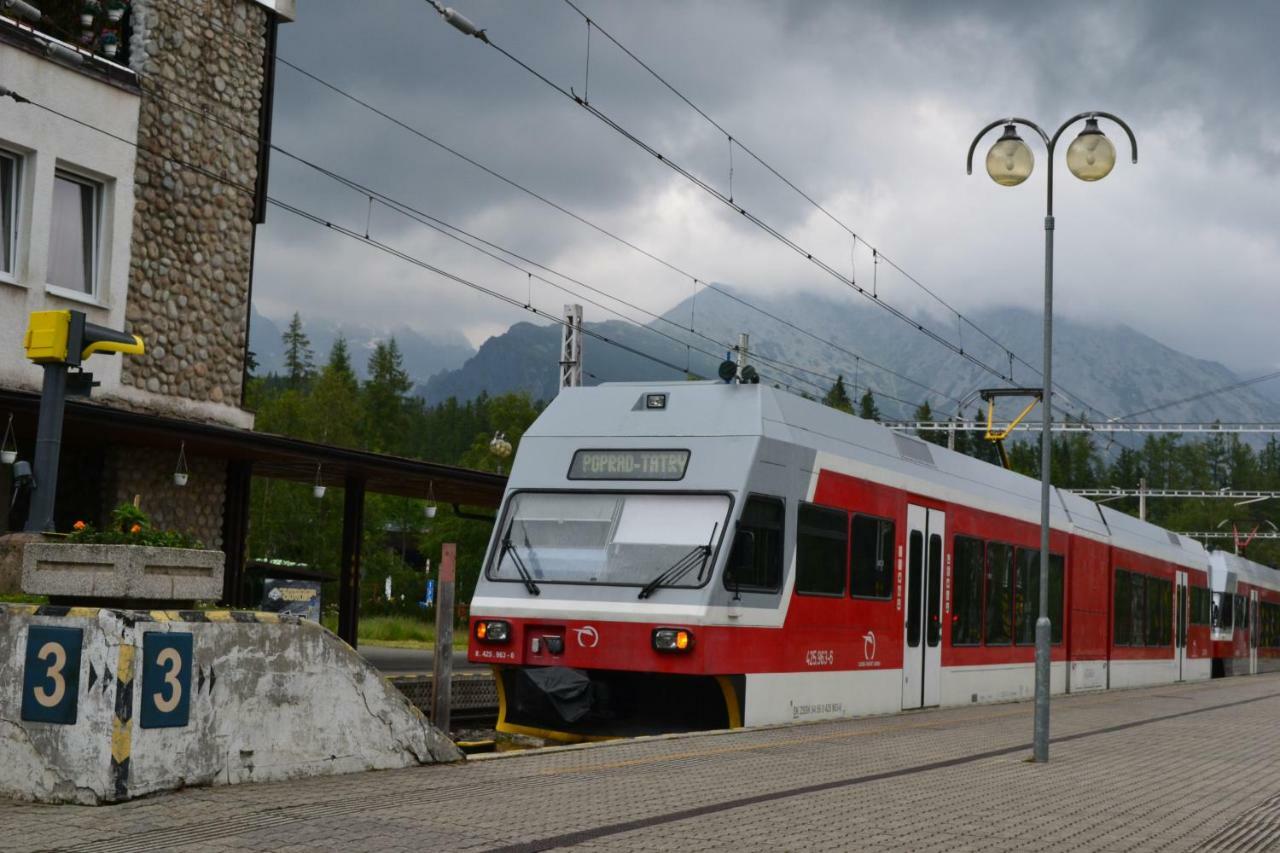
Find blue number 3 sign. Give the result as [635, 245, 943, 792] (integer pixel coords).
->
[21, 626, 83, 724]
[140, 632, 193, 729]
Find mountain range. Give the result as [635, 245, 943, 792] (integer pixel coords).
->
[248, 307, 475, 384]
[252, 289, 1280, 426]
[418, 287, 1280, 424]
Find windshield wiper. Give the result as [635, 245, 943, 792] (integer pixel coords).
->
[500, 524, 541, 596]
[638, 523, 718, 600]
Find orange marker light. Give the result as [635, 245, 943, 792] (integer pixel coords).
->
[476, 622, 488, 640]
[675, 630, 690, 650]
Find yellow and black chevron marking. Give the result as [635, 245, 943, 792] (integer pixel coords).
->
[110, 643, 135, 801]
[0, 604, 285, 624]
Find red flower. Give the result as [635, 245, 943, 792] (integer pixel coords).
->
[130, 523, 142, 534]
[73, 520, 86, 531]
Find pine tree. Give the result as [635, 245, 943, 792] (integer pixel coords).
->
[364, 338, 414, 454]
[306, 335, 362, 448]
[859, 389, 881, 421]
[914, 401, 948, 447]
[281, 312, 315, 388]
[823, 375, 854, 413]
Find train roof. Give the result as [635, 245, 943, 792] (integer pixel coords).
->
[1209, 549, 1280, 590]
[532, 381, 1208, 569]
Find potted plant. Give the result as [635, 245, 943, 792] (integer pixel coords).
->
[80, 0, 100, 27]
[100, 30, 119, 58]
[106, 0, 127, 23]
[22, 501, 224, 604]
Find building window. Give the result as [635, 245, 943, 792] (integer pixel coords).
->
[725, 495, 784, 593]
[796, 502, 847, 596]
[48, 169, 101, 294]
[951, 536, 984, 646]
[0, 149, 18, 277]
[850, 514, 894, 599]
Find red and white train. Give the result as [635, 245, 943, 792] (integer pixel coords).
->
[467, 380, 1280, 741]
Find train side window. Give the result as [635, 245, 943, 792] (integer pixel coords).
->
[1235, 595, 1246, 631]
[1014, 548, 1065, 645]
[725, 495, 784, 593]
[1014, 548, 1038, 646]
[984, 543, 1013, 646]
[906, 531, 923, 648]
[1113, 570, 1131, 646]
[1212, 592, 1232, 630]
[1190, 587, 1207, 626]
[796, 503, 847, 596]
[951, 536, 984, 646]
[926, 534, 943, 647]
[1130, 573, 1147, 647]
[1146, 576, 1171, 646]
[1049, 554, 1064, 645]
[850, 515, 895, 600]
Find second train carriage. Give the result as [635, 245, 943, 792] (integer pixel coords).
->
[468, 379, 1271, 741]
[1208, 550, 1280, 677]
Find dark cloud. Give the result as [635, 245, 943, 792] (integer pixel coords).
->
[255, 0, 1280, 371]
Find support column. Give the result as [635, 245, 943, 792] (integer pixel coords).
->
[338, 475, 366, 648]
[220, 460, 253, 607]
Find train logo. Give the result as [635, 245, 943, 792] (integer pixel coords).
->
[863, 631, 877, 662]
[574, 626, 600, 648]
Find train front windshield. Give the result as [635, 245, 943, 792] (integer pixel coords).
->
[489, 492, 731, 588]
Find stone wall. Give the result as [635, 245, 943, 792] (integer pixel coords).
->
[121, 0, 268, 416]
[104, 447, 226, 550]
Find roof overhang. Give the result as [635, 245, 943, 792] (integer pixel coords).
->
[0, 389, 505, 508]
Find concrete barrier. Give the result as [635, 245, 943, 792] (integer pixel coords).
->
[0, 604, 462, 804]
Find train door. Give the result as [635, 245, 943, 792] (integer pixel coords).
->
[1175, 570, 1188, 681]
[1250, 590, 1260, 675]
[902, 504, 945, 710]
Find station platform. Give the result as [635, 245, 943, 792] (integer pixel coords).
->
[3, 673, 1278, 852]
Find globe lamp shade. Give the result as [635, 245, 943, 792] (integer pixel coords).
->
[985, 124, 1034, 187]
[1066, 118, 1116, 181]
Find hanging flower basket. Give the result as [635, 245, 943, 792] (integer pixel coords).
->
[312, 462, 326, 499]
[106, 0, 127, 23]
[1, 414, 16, 466]
[172, 440, 189, 486]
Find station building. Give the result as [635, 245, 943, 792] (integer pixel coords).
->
[0, 0, 294, 586]
[0, 2, 504, 634]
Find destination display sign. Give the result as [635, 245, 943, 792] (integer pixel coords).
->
[568, 449, 690, 481]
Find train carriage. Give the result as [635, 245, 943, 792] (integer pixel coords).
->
[468, 380, 1258, 742]
[1209, 551, 1280, 676]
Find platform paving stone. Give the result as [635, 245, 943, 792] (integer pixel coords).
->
[2, 673, 1279, 852]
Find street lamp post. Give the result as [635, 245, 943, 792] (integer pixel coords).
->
[967, 113, 1137, 762]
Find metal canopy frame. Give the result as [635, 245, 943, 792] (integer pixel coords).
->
[1, 389, 506, 647]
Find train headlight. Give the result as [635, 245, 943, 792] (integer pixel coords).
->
[652, 627, 694, 653]
[475, 620, 511, 643]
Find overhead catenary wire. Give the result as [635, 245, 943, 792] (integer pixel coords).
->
[463, 16, 1066, 407]
[7, 13, 1080, 417]
[0, 83, 828, 396]
[1113, 370, 1280, 422]
[271, 146, 939, 409]
[270, 56, 960, 408]
[554, 0, 1112, 423]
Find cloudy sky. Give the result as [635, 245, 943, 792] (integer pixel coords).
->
[254, 0, 1280, 373]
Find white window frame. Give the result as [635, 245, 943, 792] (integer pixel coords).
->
[0, 147, 19, 283]
[46, 166, 103, 299]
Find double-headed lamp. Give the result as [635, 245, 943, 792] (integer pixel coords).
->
[985, 124, 1034, 187]
[1065, 117, 1116, 181]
